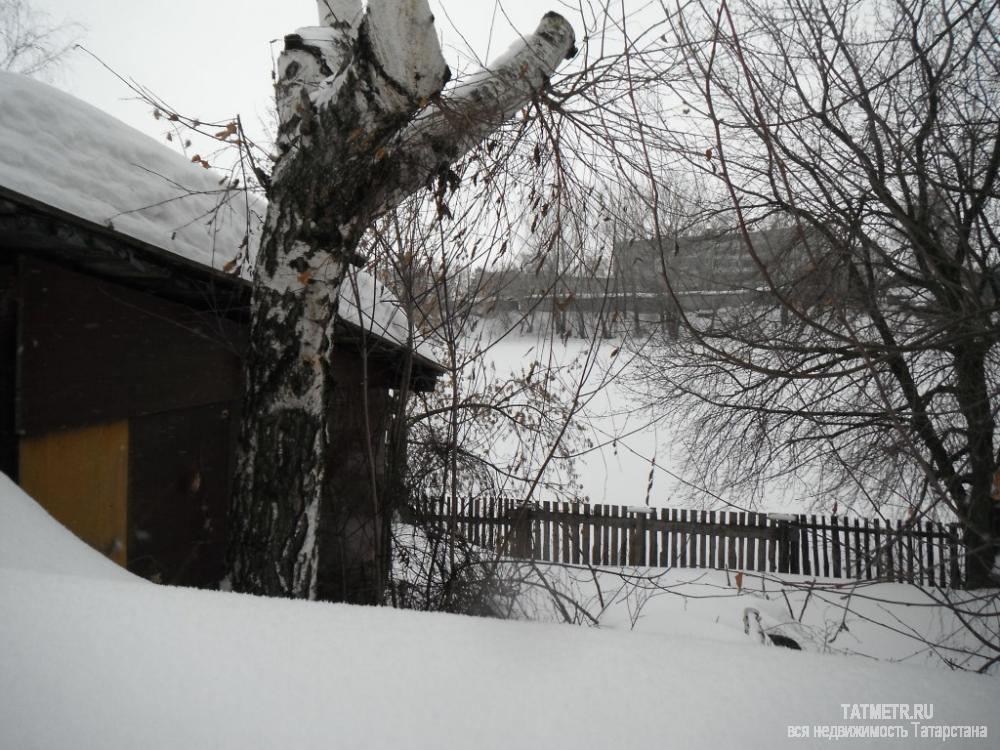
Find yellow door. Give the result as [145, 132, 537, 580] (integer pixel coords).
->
[19, 421, 129, 566]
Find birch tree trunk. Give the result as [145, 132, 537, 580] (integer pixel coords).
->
[226, 0, 575, 602]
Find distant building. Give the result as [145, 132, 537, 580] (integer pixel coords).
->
[613, 226, 826, 310]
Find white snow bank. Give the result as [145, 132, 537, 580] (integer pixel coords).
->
[0, 71, 256, 271]
[1, 480, 997, 748]
[2, 566, 997, 749]
[0, 472, 137, 583]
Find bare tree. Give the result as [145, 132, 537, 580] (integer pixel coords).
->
[0, 0, 79, 78]
[224, 0, 577, 603]
[634, 0, 999, 587]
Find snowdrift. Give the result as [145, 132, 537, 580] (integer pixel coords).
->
[1, 476, 997, 748]
[0, 473, 138, 583]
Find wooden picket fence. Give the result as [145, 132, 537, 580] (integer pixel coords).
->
[420, 496, 966, 588]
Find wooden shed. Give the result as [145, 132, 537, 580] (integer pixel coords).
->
[0, 71, 442, 587]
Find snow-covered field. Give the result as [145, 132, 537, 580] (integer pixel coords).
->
[478, 323, 809, 511]
[3, 473, 998, 748]
[525, 564, 998, 671]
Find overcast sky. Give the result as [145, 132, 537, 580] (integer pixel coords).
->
[29, 1, 580, 149]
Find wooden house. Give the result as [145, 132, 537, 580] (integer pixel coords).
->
[0, 71, 442, 587]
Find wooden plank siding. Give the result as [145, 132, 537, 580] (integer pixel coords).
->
[128, 403, 238, 587]
[17, 258, 245, 437]
[0, 260, 17, 478]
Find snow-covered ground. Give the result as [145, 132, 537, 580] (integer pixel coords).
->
[2, 473, 997, 748]
[524, 564, 998, 672]
[478, 323, 810, 511]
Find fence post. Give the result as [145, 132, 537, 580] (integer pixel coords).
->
[473, 496, 481, 548]
[788, 518, 800, 574]
[843, 518, 852, 579]
[602, 504, 612, 565]
[756, 513, 767, 572]
[905, 520, 916, 583]
[563, 502, 573, 564]
[659, 508, 670, 567]
[862, 518, 872, 580]
[777, 519, 791, 574]
[937, 522, 947, 585]
[831, 515, 842, 578]
[767, 516, 777, 572]
[872, 518, 882, 580]
[706, 511, 716, 569]
[798, 513, 816, 576]
[924, 521, 934, 587]
[808, 514, 819, 577]
[729, 512, 740, 570]
[854, 518, 863, 579]
[648, 508, 659, 567]
[633, 511, 647, 566]
[677, 510, 698, 568]
[539, 500, 550, 562]
[608, 505, 619, 565]
[593, 504, 603, 565]
[948, 523, 962, 589]
[509, 504, 534, 559]
[894, 519, 905, 583]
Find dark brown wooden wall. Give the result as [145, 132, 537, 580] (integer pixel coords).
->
[7, 253, 428, 590]
[17, 257, 245, 436]
[128, 402, 239, 588]
[14, 257, 245, 587]
[316, 354, 393, 603]
[0, 260, 16, 478]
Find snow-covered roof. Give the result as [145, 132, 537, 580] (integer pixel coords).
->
[0, 70, 254, 271]
[0, 71, 439, 367]
[338, 267, 428, 358]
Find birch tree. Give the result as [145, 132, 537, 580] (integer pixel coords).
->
[226, 0, 576, 602]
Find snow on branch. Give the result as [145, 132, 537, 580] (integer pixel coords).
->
[278, 0, 449, 157]
[373, 12, 577, 216]
[316, 0, 363, 30]
[269, 7, 574, 255]
[364, 0, 448, 105]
